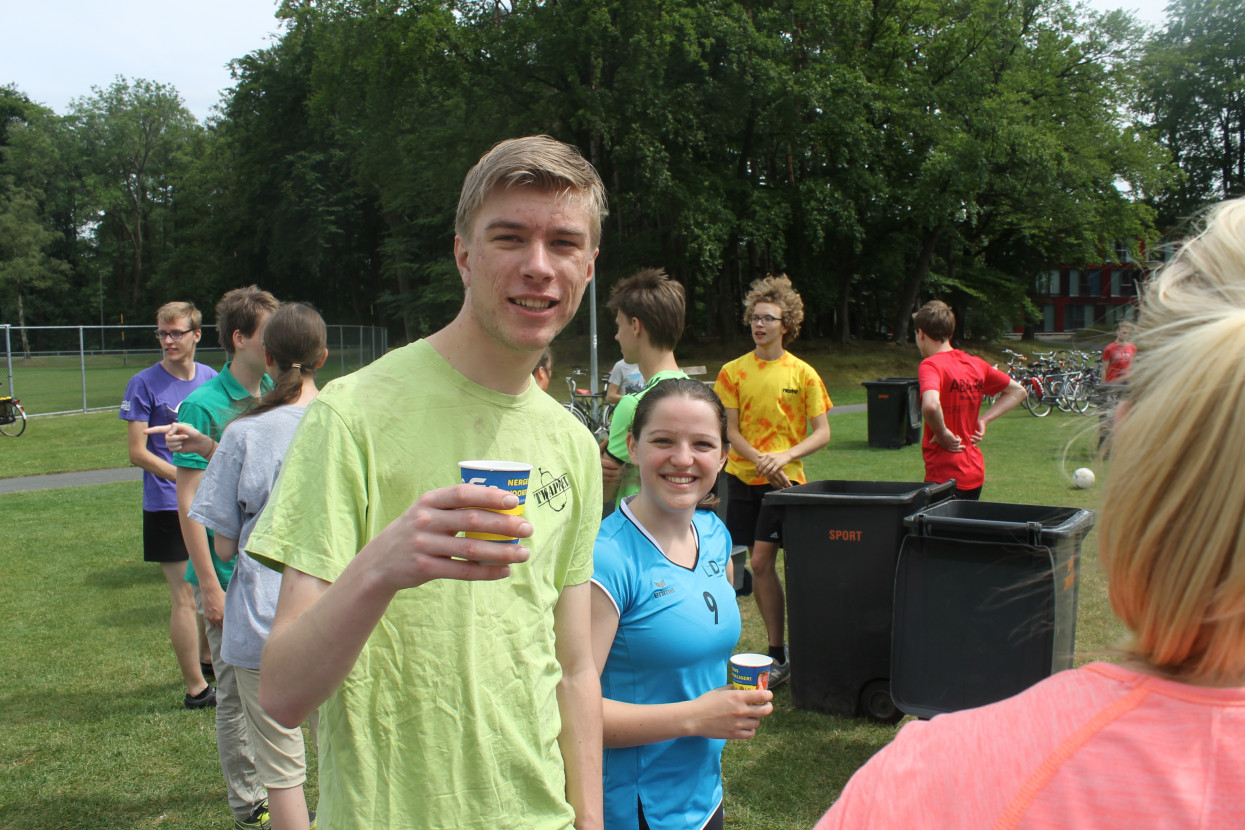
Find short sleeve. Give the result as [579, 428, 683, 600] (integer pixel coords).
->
[983, 362, 1012, 397]
[173, 398, 213, 470]
[803, 366, 832, 417]
[714, 364, 738, 410]
[606, 393, 639, 463]
[188, 427, 247, 541]
[120, 375, 152, 423]
[246, 398, 369, 581]
[590, 533, 634, 617]
[918, 358, 941, 395]
[608, 361, 625, 386]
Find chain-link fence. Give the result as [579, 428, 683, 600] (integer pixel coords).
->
[1, 324, 389, 417]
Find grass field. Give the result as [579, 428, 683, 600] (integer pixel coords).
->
[0, 369, 1119, 828]
[6, 346, 381, 417]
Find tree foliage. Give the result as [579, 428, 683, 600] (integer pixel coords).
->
[0, 0, 1224, 347]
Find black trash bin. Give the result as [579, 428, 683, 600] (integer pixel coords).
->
[765, 479, 955, 722]
[862, 378, 922, 449]
[891, 501, 1096, 719]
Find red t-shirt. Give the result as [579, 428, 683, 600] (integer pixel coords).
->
[918, 350, 1011, 490]
[1102, 341, 1136, 383]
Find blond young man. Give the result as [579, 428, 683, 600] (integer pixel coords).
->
[249, 136, 606, 829]
[120, 302, 219, 708]
[715, 274, 831, 688]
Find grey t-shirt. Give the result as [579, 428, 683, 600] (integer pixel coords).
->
[188, 405, 306, 669]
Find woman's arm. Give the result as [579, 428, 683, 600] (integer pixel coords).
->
[589, 583, 772, 749]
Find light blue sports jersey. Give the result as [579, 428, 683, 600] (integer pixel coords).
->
[592, 499, 742, 830]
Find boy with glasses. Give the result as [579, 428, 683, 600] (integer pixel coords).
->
[715, 274, 831, 688]
[120, 302, 218, 709]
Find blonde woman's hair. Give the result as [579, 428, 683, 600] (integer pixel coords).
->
[1099, 196, 1245, 686]
[743, 273, 805, 346]
[455, 135, 607, 247]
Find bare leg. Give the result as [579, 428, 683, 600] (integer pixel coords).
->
[750, 540, 786, 649]
[198, 611, 212, 667]
[268, 786, 311, 830]
[161, 561, 208, 695]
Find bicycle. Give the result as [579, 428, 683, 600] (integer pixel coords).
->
[0, 395, 27, 437]
[563, 370, 613, 442]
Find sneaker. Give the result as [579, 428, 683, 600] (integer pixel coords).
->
[308, 811, 317, 830]
[769, 658, 791, 689]
[183, 685, 216, 709]
[201, 660, 215, 681]
[235, 801, 271, 830]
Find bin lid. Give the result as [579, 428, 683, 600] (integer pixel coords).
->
[861, 377, 919, 388]
[891, 535, 1059, 719]
[904, 501, 1095, 544]
[765, 479, 955, 507]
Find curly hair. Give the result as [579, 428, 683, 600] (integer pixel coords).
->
[743, 273, 804, 347]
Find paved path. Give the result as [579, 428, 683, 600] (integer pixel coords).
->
[0, 404, 868, 495]
[0, 467, 142, 495]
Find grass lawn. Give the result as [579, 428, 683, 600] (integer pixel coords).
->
[0, 388, 1119, 829]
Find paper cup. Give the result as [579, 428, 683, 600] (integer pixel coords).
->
[729, 653, 774, 690]
[458, 460, 532, 543]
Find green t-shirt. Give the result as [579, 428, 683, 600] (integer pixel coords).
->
[173, 363, 272, 587]
[247, 340, 601, 829]
[604, 369, 690, 504]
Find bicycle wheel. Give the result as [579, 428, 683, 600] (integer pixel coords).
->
[564, 403, 591, 431]
[1023, 384, 1051, 418]
[0, 403, 26, 436]
[1072, 382, 1091, 414]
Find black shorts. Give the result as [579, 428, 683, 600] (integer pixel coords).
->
[724, 475, 784, 547]
[143, 510, 189, 563]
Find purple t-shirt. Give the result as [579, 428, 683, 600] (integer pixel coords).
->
[119, 361, 218, 511]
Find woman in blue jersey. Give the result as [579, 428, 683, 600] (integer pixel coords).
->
[591, 378, 774, 830]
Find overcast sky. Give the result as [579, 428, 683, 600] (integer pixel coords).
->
[3, 0, 1170, 125]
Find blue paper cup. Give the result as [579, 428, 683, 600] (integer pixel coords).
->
[728, 653, 774, 690]
[458, 460, 532, 543]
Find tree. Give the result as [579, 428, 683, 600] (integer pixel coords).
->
[1142, 0, 1245, 225]
[69, 78, 201, 309]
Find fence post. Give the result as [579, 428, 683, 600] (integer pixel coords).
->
[3, 325, 12, 397]
[80, 326, 88, 413]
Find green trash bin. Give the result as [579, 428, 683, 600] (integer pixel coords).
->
[862, 378, 921, 449]
[891, 501, 1096, 718]
[765, 479, 955, 722]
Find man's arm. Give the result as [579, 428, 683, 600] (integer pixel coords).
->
[554, 581, 604, 830]
[753, 412, 830, 480]
[177, 466, 227, 626]
[127, 420, 176, 481]
[921, 389, 963, 452]
[972, 379, 1026, 443]
[259, 483, 534, 727]
[725, 407, 791, 488]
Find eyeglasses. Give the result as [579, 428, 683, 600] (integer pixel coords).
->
[749, 315, 782, 326]
[154, 329, 195, 342]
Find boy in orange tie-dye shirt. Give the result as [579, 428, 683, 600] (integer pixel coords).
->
[714, 274, 831, 688]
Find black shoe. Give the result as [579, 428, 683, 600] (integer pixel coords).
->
[201, 661, 215, 681]
[183, 685, 217, 709]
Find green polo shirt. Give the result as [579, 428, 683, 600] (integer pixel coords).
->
[173, 362, 273, 587]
